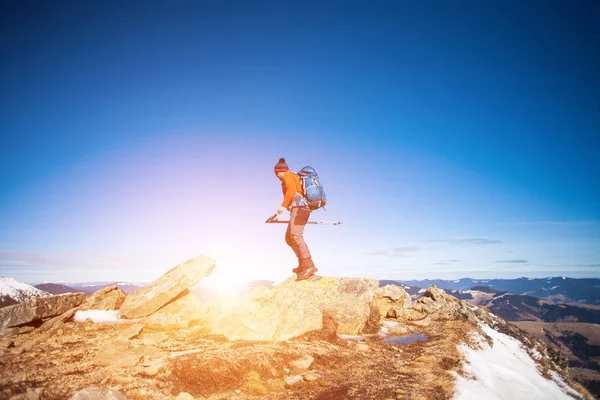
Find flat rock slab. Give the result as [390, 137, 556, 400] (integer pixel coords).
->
[276, 276, 380, 335]
[120, 256, 215, 319]
[0, 293, 86, 329]
[203, 276, 380, 341]
[204, 291, 323, 341]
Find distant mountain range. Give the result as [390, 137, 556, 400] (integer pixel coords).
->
[35, 281, 148, 296]
[34, 283, 82, 295]
[387, 277, 600, 304]
[443, 287, 600, 323]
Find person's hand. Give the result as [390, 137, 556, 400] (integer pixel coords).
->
[277, 206, 286, 214]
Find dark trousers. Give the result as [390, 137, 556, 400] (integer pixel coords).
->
[285, 206, 312, 261]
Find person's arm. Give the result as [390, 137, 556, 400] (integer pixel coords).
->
[281, 173, 297, 208]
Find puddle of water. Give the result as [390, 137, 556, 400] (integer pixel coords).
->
[385, 333, 428, 344]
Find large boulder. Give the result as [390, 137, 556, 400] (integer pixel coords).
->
[80, 285, 126, 311]
[203, 276, 380, 341]
[374, 284, 412, 318]
[120, 256, 215, 319]
[411, 285, 477, 322]
[379, 285, 479, 324]
[0, 293, 86, 329]
[140, 289, 206, 328]
[203, 287, 323, 341]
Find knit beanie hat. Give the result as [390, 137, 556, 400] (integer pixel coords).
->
[274, 157, 289, 173]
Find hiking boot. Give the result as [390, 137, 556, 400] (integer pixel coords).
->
[295, 258, 312, 272]
[296, 265, 318, 281]
[296, 259, 317, 281]
[293, 258, 311, 274]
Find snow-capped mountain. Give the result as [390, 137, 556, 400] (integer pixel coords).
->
[0, 276, 52, 308]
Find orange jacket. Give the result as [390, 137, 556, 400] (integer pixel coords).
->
[281, 171, 303, 208]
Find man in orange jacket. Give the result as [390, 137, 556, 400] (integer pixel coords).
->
[274, 157, 318, 281]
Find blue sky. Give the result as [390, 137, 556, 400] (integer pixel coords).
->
[1, 0, 599, 285]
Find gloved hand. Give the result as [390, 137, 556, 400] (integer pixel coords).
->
[277, 206, 286, 214]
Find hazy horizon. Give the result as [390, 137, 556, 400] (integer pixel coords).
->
[13, 273, 600, 288]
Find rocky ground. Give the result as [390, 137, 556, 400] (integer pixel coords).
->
[0, 256, 593, 400]
[0, 317, 474, 400]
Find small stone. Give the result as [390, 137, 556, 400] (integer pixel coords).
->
[57, 329, 64, 335]
[119, 324, 144, 340]
[0, 338, 15, 349]
[290, 355, 314, 371]
[285, 375, 303, 386]
[142, 360, 165, 376]
[356, 343, 370, 351]
[175, 392, 195, 400]
[303, 372, 318, 382]
[235, 389, 241, 394]
[69, 387, 127, 400]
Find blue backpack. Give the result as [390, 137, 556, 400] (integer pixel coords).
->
[297, 166, 327, 211]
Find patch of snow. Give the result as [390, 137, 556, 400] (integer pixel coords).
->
[402, 285, 411, 289]
[74, 310, 121, 323]
[549, 286, 559, 290]
[418, 288, 427, 293]
[454, 324, 582, 400]
[0, 277, 51, 301]
[453, 280, 460, 283]
[337, 334, 367, 341]
[462, 290, 483, 297]
[528, 347, 542, 360]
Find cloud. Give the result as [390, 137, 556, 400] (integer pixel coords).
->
[500, 220, 600, 227]
[541, 263, 600, 269]
[433, 260, 462, 266]
[364, 247, 419, 258]
[0, 250, 135, 273]
[425, 238, 502, 246]
[493, 259, 528, 264]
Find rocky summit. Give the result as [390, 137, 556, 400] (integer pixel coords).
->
[0, 256, 593, 400]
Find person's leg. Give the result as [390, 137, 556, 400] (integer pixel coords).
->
[288, 206, 312, 259]
[289, 207, 318, 280]
[285, 207, 303, 259]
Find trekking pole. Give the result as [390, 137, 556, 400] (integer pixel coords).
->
[265, 214, 343, 225]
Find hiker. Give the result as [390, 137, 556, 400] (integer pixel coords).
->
[274, 157, 318, 280]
